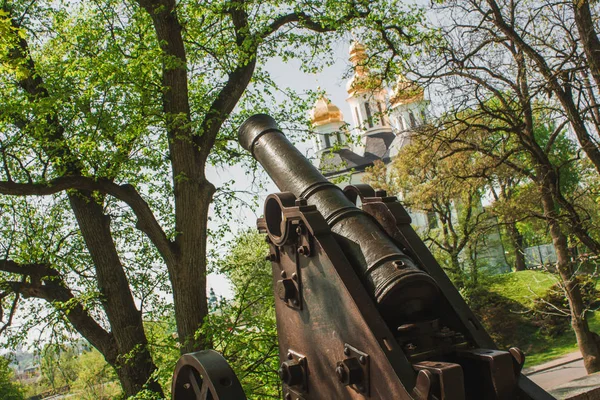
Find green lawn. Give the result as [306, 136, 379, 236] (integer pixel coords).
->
[487, 270, 559, 307]
[483, 270, 599, 367]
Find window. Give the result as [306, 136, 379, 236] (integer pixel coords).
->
[354, 107, 361, 127]
[324, 133, 331, 148]
[421, 109, 427, 123]
[427, 212, 438, 230]
[409, 111, 417, 128]
[398, 116, 405, 131]
[377, 102, 386, 125]
[365, 103, 374, 128]
[336, 131, 342, 144]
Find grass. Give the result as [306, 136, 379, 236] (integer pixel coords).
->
[486, 270, 559, 308]
[482, 270, 599, 367]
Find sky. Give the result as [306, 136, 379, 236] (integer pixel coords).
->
[204, 39, 357, 297]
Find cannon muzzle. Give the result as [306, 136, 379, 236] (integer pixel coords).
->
[239, 114, 439, 322]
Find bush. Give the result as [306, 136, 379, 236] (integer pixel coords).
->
[531, 274, 599, 337]
[462, 286, 538, 350]
[0, 356, 25, 400]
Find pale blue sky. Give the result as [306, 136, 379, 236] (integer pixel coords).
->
[205, 39, 355, 297]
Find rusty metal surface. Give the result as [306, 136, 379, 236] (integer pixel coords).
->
[239, 114, 439, 324]
[171, 350, 247, 400]
[455, 349, 518, 400]
[413, 361, 466, 400]
[355, 191, 498, 349]
[355, 190, 555, 399]
[271, 218, 415, 399]
[237, 114, 555, 400]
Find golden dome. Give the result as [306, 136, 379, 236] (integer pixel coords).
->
[346, 41, 381, 95]
[310, 96, 343, 127]
[390, 75, 424, 106]
[349, 42, 367, 67]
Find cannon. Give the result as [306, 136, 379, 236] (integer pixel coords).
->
[171, 114, 555, 399]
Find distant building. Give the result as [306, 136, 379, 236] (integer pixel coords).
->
[308, 42, 509, 274]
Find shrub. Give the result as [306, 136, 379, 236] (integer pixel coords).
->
[531, 274, 599, 337]
[462, 286, 538, 350]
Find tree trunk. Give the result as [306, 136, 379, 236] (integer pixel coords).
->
[573, 0, 600, 92]
[69, 192, 163, 396]
[169, 179, 214, 354]
[450, 253, 464, 286]
[506, 222, 527, 271]
[467, 245, 478, 286]
[138, 0, 213, 354]
[539, 178, 600, 374]
[487, 0, 600, 175]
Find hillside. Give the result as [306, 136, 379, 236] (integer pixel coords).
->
[477, 270, 599, 366]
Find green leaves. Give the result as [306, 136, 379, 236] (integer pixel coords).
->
[202, 230, 279, 399]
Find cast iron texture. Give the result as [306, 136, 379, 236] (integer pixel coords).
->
[171, 350, 247, 400]
[239, 114, 439, 323]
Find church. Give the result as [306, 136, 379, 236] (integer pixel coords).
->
[307, 41, 511, 274]
[309, 42, 427, 183]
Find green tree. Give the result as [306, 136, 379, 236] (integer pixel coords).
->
[370, 1, 600, 368]
[365, 136, 498, 287]
[202, 230, 279, 399]
[39, 343, 78, 391]
[0, 0, 432, 396]
[72, 349, 121, 400]
[0, 356, 24, 400]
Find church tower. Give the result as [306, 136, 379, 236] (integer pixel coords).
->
[345, 42, 392, 142]
[309, 95, 346, 155]
[388, 75, 429, 134]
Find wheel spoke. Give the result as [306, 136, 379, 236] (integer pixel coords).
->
[188, 370, 203, 398]
[199, 382, 211, 400]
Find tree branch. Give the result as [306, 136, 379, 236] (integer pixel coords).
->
[0, 177, 176, 265]
[0, 260, 118, 362]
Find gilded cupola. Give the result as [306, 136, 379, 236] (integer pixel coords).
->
[310, 96, 344, 127]
[346, 41, 381, 95]
[390, 75, 424, 107]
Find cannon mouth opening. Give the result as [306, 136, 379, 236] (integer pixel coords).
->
[265, 196, 284, 239]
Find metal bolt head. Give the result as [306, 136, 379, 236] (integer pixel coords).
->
[335, 365, 346, 383]
[287, 352, 293, 360]
[183, 383, 191, 389]
[280, 270, 287, 278]
[344, 347, 351, 356]
[295, 226, 303, 235]
[295, 197, 307, 206]
[394, 260, 405, 269]
[285, 393, 292, 400]
[359, 355, 366, 364]
[404, 343, 417, 352]
[297, 246, 308, 255]
[291, 299, 299, 307]
[337, 358, 363, 386]
[291, 272, 298, 281]
[279, 360, 304, 386]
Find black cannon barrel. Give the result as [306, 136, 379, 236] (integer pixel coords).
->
[239, 114, 439, 322]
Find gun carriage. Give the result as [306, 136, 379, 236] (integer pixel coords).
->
[171, 114, 555, 400]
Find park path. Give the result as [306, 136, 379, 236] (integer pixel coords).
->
[524, 351, 586, 390]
